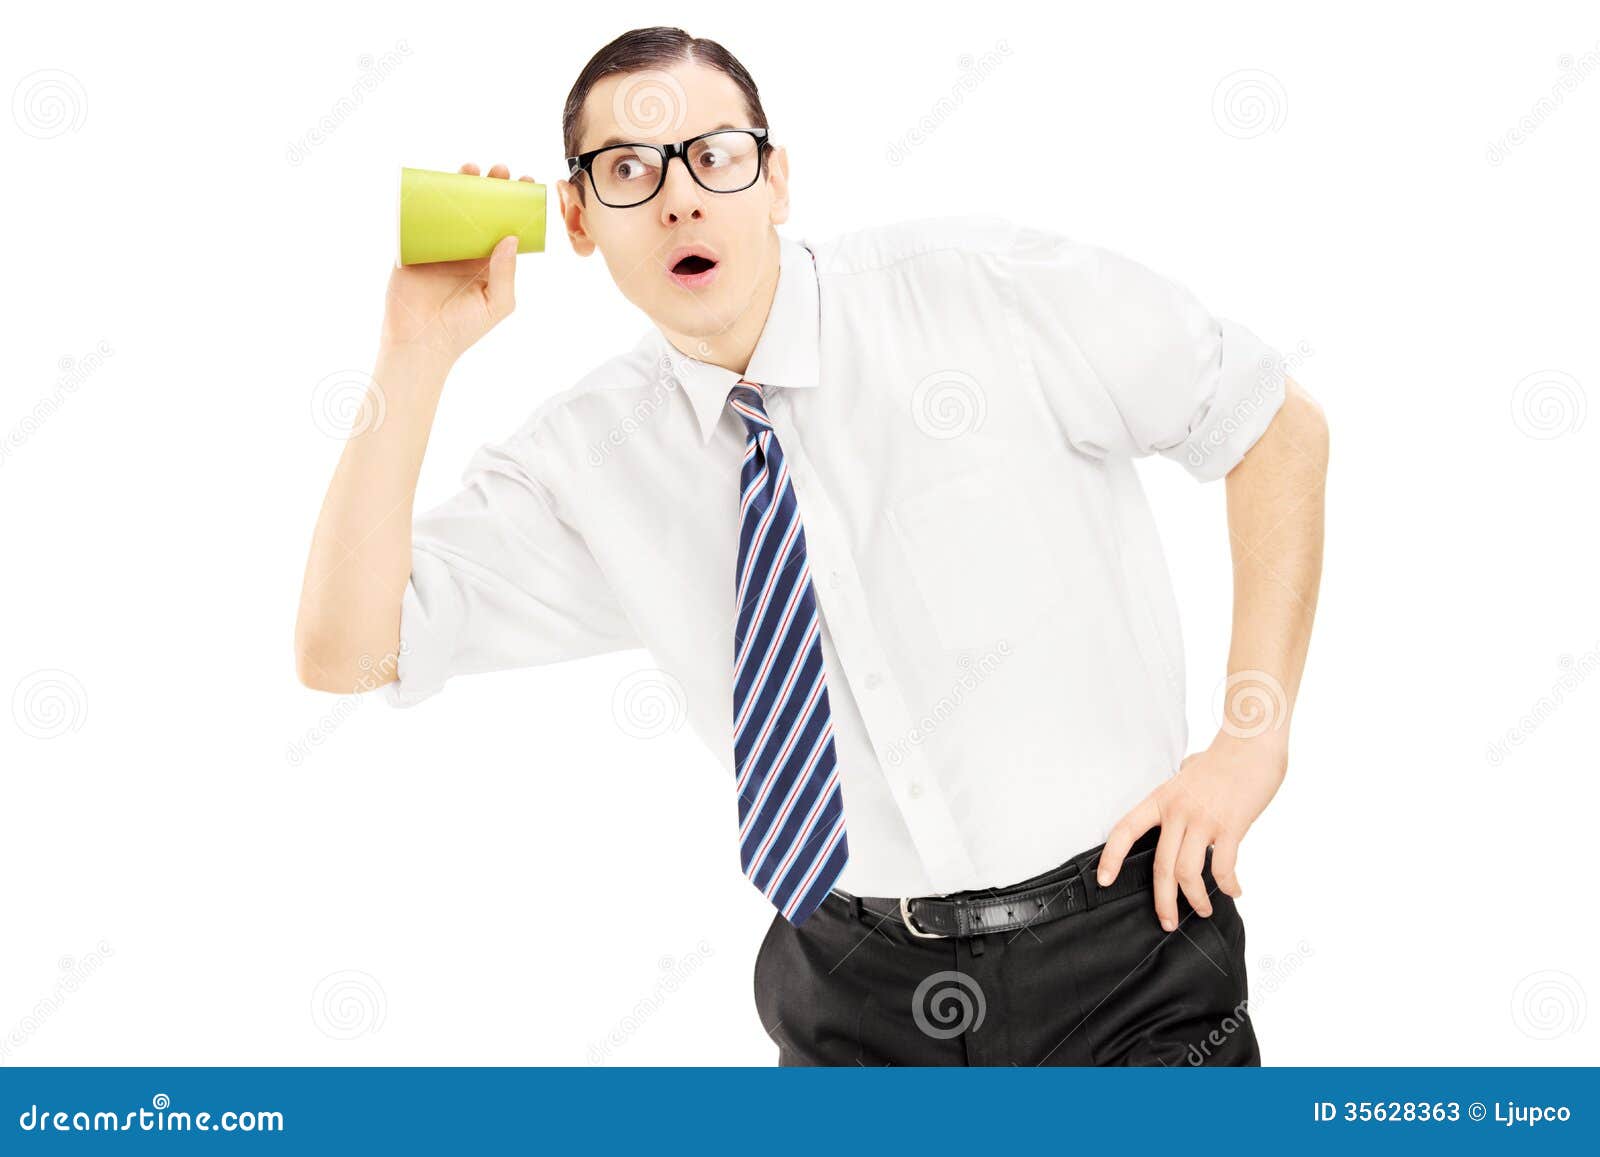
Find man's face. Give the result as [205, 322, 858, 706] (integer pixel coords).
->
[557, 61, 790, 345]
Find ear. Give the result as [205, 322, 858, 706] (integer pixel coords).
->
[764, 145, 791, 227]
[557, 177, 596, 256]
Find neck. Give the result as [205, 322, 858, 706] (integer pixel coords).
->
[661, 231, 781, 376]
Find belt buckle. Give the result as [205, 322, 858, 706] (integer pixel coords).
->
[899, 896, 951, 939]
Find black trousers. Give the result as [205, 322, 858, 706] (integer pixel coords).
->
[752, 827, 1260, 1065]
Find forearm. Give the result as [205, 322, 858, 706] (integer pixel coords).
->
[1220, 376, 1329, 744]
[293, 342, 455, 693]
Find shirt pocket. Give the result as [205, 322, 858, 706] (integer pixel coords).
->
[886, 465, 1068, 652]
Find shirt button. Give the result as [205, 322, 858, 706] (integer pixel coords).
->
[864, 672, 883, 690]
[909, 781, 924, 798]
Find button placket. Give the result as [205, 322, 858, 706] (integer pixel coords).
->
[762, 394, 978, 888]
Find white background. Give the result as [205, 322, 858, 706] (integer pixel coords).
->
[3, 0, 1596, 1066]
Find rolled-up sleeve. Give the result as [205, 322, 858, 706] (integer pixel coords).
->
[381, 428, 640, 708]
[1001, 223, 1287, 482]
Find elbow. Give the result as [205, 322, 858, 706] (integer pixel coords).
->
[293, 619, 390, 696]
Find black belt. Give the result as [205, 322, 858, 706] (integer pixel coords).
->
[834, 828, 1165, 939]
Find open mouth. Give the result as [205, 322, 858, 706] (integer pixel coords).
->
[672, 254, 716, 275]
[665, 246, 721, 287]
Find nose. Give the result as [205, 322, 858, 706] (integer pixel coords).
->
[657, 152, 705, 224]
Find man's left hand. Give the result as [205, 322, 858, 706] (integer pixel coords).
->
[1094, 731, 1287, 931]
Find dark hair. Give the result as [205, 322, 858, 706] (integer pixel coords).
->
[561, 26, 773, 202]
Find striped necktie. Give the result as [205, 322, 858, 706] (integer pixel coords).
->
[728, 379, 850, 925]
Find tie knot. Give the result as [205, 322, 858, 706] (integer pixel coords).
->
[727, 380, 772, 435]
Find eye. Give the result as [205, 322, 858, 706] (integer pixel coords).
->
[610, 156, 648, 181]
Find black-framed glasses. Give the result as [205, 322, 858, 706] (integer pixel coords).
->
[565, 127, 770, 208]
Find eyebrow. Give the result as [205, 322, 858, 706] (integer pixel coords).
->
[592, 122, 739, 150]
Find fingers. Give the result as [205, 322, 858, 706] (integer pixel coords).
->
[459, 163, 531, 181]
[1096, 797, 1159, 887]
[1175, 833, 1213, 919]
[1151, 822, 1184, 932]
[1211, 835, 1243, 898]
[483, 235, 519, 320]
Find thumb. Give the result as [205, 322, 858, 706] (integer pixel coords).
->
[485, 235, 519, 318]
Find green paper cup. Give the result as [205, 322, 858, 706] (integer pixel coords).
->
[398, 166, 547, 265]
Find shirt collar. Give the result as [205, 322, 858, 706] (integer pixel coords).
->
[657, 234, 820, 444]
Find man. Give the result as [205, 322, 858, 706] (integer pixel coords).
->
[294, 26, 1328, 1066]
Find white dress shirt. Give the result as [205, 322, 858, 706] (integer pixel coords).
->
[380, 215, 1287, 897]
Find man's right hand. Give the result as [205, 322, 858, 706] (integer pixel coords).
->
[380, 161, 537, 365]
